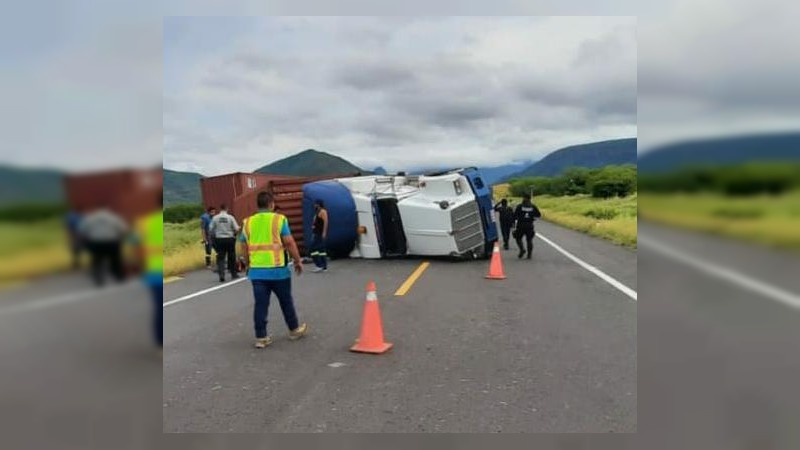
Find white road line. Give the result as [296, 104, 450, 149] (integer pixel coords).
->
[640, 235, 800, 310]
[0, 282, 139, 316]
[537, 233, 637, 301]
[163, 277, 247, 308]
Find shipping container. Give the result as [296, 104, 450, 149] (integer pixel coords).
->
[199, 172, 296, 213]
[64, 167, 162, 222]
[229, 174, 347, 253]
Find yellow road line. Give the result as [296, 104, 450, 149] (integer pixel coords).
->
[163, 276, 183, 284]
[394, 262, 430, 296]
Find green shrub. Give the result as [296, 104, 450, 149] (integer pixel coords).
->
[164, 203, 204, 223]
[509, 165, 637, 198]
[711, 206, 764, 219]
[639, 162, 800, 196]
[584, 208, 619, 220]
[0, 202, 68, 222]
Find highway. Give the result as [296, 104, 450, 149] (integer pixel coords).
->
[637, 222, 800, 448]
[1, 219, 796, 442]
[163, 220, 637, 433]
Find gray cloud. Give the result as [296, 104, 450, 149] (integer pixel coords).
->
[164, 17, 637, 175]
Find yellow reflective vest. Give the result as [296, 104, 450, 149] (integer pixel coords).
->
[139, 211, 163, 274]
[244, 212, 287, 268]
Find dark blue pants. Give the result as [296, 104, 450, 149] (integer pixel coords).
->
[310, 234, 328, 269]
[252, 278, 299, 338]
[150, 283, 163, 347]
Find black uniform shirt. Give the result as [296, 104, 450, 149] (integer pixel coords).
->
[493, 204, 515, 227]
[514, 202, 541, 228]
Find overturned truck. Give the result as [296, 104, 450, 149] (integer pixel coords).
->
[302, 168, 498, 259]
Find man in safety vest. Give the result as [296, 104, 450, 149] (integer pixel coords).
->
[239, 191, 307, 348]
[136, 192, 164, 350]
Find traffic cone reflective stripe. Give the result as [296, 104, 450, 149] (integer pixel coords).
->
[350, 281, 393, 354]
[485, 242, 507, 280]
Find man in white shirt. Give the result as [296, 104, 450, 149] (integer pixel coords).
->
[209, 204, 240, 282]
[78, 207, 129, 286]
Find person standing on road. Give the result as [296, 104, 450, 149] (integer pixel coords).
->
[209, 204, 240, 282]
[200, 206, 217, 269]
[493, 198, 515, 250]
[310, 200, 329, 273]
[65, 208, 84, 269]
[239, 191, 307, 348]
[513, 194, 541, 259]
[134, 192, 164, 352]
[78, 205, 128, 286]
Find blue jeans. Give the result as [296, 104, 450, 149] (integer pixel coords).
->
[150, 283, 163, 347]
[310, 234, 328, 269]
[252, 278, 299, 338]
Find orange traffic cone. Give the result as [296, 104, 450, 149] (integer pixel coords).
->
[350, 281, 393, 354]
[485, 241, 506, 280]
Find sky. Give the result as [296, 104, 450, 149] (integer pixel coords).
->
[163, 17, 638, 176]
[2, 1, 798, 174]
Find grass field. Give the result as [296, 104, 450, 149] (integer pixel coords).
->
[0, 220, 73, 283]
[164, 221, 208, 277]
[639, 190, 800, 250]
[493, 184, 638, 247]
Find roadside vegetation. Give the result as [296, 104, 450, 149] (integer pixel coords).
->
[639, 162, 800, 250]
[164, 220, 206, 277]
[0, 219, 72, 284]
[495, 165, 638, 248]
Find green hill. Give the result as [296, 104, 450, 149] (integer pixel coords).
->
[255, 149, 367, 176]
[0, 165, 64, 206]
[505, 138, 637, 180]
[163, 169, 203, 206]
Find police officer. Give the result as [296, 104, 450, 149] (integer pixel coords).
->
[513, 194, 542, 259]
[209, 203, 240, 282]
[493, 198, 514, 250]
[239, 191, 307, 349]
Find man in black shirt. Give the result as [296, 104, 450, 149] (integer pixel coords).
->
[513, 194, 542, 259]
[493, 198, 515, 250]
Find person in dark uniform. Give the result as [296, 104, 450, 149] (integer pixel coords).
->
[513, 194, 541, 259]
[493, 198, 515, 250]
[310, 200, 329, 273]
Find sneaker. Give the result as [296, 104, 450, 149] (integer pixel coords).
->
[219, 276, 225, 282]
[518, 250, 525, 259]
[254, 336, 273, 348]
[527, 252, 532, 259]
[311, 267, 325, 273]
[288, 323, 308, 340]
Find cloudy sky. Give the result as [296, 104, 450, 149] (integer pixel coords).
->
[163, 17, 637, 176]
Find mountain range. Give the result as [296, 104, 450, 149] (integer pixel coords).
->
[256, 149, 367, 176]
[163, 169, 203, 205]
[25, 133, 795, 207]
[638, 132, 800, 173]
[501, 138, 637, 181]
[0, 166, 64, 206]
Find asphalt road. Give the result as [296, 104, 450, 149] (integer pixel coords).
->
[638, 222, 800, 449]
[0, 272, 163, 448]
[163, 220, 638, 433]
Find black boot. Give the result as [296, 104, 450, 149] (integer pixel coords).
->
[518, 249, 525, 259]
